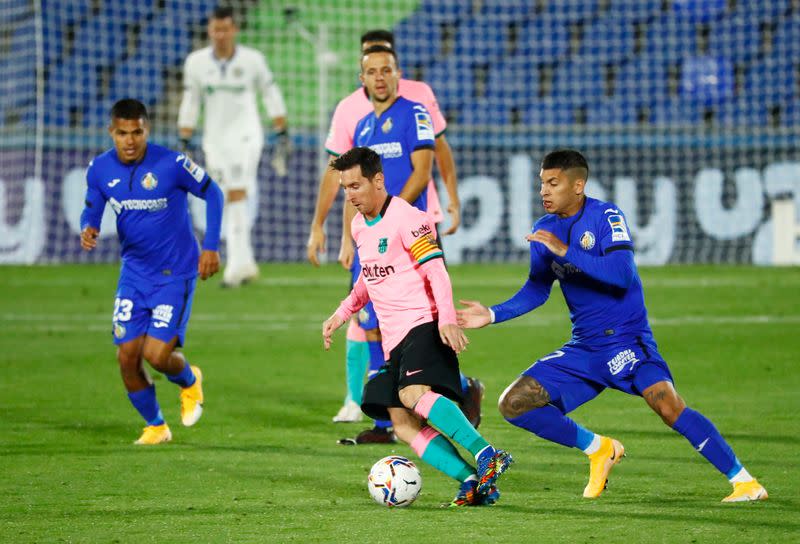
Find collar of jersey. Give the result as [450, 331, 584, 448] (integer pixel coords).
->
[365, 196, 392, 226]
[373, 96, 401, 120]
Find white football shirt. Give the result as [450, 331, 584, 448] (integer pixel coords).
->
[178, 45, 287, 155]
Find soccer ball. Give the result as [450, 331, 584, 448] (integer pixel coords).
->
[367, 456, 422, 507]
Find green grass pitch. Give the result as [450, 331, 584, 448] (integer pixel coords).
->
[1, 264, 798, 543]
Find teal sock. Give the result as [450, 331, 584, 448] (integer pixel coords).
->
[412, 428, 475, 482]
[345, 339, 368, 405]
[417, 392, 489, 457]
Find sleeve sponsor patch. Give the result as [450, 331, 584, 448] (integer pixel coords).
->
[182, 156, 206, 183]
[607, 214, 631, 242]
[414, 112, 435, 141]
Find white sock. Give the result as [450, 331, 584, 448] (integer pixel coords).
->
[729, 467, 754, 484]
[582, 434, 602, 455]
[224, 200, 252, 281]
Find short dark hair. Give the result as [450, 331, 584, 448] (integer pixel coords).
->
[541, 149, 589, 179]
[361, 44, 398, 67]
[331, 147, 383, 179]
[211, 5, 235, 22]
[110, 98, 149, 121]
[360, 29, 395, 47]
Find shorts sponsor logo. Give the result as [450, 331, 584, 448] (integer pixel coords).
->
[358, 308, 370, 324]
[411, 224, 432, 238]
[152, 304, 173, 327]
[113, 322, 126, 339]
[607, 214, 631, 242]
[140, 172, 158, 190]
[580, 231, 596, 250]
[405, 369, 423, 377]
[415, 112, 434, 140]
[381, 117, 393, 134]
[607, 349, 639, 375]
[378, 237, 388, 254]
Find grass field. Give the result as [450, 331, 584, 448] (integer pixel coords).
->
[1, 263, 798, 543]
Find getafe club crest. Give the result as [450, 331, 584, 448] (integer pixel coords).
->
[381, 117, 393, 134]
[141, 172, 158, 190]
[580, 231, 596, 250]
[378, 238, 388, 253]
[113, 322, 126, 339]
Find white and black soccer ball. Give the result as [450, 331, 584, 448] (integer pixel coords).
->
[367, 456, 422, 507]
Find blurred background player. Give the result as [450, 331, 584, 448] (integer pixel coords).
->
[80, 99, 224, 445]
[457, 149, 767, 503]
[323, 147, 512, 506]
[178, 5, 289, 288]
[307, 31, 482, 435]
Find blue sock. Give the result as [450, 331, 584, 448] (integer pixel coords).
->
[165, 362, 196, 388]
[367, 340, 384, 372]
[672, 407, 740, 477]
[507, 405, 581, 449]
[365, 341, 391, 429]
[459, 372, 469, 394]
[574, 424, 596, 451]
[128, 385, 165, 426]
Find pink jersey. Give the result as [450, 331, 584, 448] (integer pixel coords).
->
[324, 79, 447, 222]
[335, 197, 457, 358]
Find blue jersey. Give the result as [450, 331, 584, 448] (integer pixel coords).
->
[80, 143, 223, 284]
[354, 96, 435, 212]
[493, 197, 652, 345]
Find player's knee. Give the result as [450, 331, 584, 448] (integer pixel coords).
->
[498, 379, 549, 420]
[656, 400, 686, 426]
[226, 189, 247, 202]
[116, 347, 139, 369]
[142, 345, 169, 370]
[398, 384, 428, 410]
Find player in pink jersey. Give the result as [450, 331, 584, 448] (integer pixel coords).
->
[308, 30, 483, 437]
[322, 147, 512, 506]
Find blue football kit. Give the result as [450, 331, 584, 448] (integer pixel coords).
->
[80, 143, 223, 346]
[351, 96, 436, 331]
[491, 196, 672, 413]
[493, 195, 752, 486]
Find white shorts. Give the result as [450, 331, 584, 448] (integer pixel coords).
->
[203, 145, 262, 194]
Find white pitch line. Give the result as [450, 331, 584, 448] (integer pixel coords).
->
[4, 275, 798, 289]
[2, 314, 798, 333]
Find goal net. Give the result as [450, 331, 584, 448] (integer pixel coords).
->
[1, 0, 798, 265]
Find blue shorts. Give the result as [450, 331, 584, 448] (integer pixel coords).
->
[523, 335, 674, 414]
[111, 276, 196, 346]
[350, 252, 379, 331]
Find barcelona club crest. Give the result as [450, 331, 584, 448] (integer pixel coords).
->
[381, 117, 393, 134]
[580, 231, 596, 250]
[141, 172, 158, 190]
[378, 238, 388, 253]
